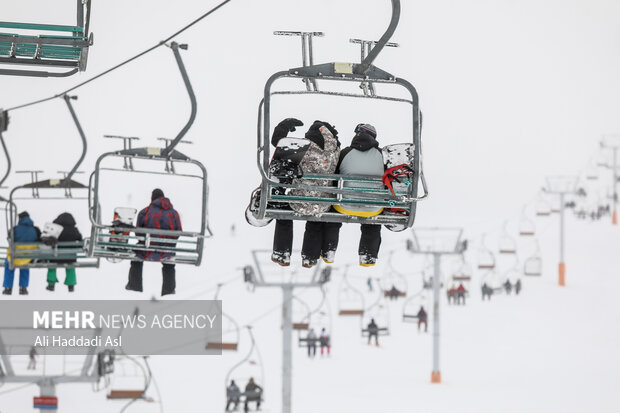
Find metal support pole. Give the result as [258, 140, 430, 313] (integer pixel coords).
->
[559, 192, 566, 286]
[431, 253, 441, 383]
[282, 286, 293, 413]
[613, 148, 618, 225]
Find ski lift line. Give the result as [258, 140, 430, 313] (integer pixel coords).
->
[5, 0, 234, 112]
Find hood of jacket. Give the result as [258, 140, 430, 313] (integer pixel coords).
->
[53, 212, 76, 227]
[350, 132, 379, 152]
[17, 216, 34, 227]
[151, 197, 174, 210]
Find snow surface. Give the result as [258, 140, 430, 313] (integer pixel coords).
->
[0, 0, 620, 411]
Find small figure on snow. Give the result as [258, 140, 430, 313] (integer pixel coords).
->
[367, 318, 380, 346]
[417, 305, 428, 333]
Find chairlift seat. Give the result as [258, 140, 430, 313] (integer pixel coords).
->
[292, 322, 309, 330]
[361, 327, 389, 336]
[338, 309, 364, 316]
[206, 342, 238, 351]
[107, 390, 145, 399]
[383, 290, 406, 297]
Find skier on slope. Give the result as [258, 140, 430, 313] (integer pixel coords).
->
[125, 189, 182, 296]
[332, 124, 385, 267]
[269, 118, 341, 268]
[45, 212, 82, 293]
[515, 279, 522, 295]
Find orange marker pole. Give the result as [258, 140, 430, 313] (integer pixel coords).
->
[559, 192, 566, 287]
[559, 262, 566, 287]
[613, 210, 618, 226]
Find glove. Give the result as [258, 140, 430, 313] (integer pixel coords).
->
[272, 118, 304, 146]
[304, 121, 326, 150]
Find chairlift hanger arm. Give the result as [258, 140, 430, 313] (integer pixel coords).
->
[63, 94, 87, 185]
[355, 0, 401, 75]
[161, 42, 196, 158]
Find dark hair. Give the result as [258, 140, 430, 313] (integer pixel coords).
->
[18, 211, 29, 219]
[151, 188, 164, 201]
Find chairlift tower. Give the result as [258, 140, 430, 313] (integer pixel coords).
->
[600, 135, 620, 225]
[244, 250, 331, 413]
[407, 228, 466, 384]
[543, 176, 578, 287]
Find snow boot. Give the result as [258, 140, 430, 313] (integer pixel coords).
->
[68, 285, 74, 293]
[359, 254, 376, 267]
[271, 251, 291, 267]
[19, 287, 28, 295]
[2, 288, 11, 295]
[46, 284, 55, 292]
[302, 258, 317, 268]
[321, 250, 335, 264]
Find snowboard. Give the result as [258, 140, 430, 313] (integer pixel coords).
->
[381, 143, 415, 232]
[107, 207, 137, 262]
[269, 137, 310, 179]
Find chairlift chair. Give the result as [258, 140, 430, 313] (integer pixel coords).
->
[477, 234, 495, 269]
[535, 195, 552, 217]
[206, 284, 240, 351]
[248, 0, 427, 229]
[298, 285, 333, 348]
[523, 240, 542, 276]
[381, 252, 408, 298]
[361, 289, 390, 337]
[337, 266, 365, 316]
[292, 296, 311, 330]
[224, 327, 265, 409]
[498, 222, 517, 254]
[0, 0, 93, 77]
[106, 355, 149, 401]
[87, 43, 212, 266]
[402, 289, 431, 323]
[518, 208, 536, 236]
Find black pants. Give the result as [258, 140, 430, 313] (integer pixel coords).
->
[127, 261, 176, 296]
[301, 221, 342, 261]
[273, 220, 293, 256]
[226, 399, 239, 411]
[359, 224, 381, 258]
[308, 343, 316, 358]
[244, 399, 260, 412]
[368, 332, 379, 345]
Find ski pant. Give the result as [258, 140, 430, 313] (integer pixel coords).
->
[244, 399, 260, 412]
[47, 268, 76, 286]
[3, 260, 29, 288]
[301, 221, 342, 261]
[127, 261, 176, 296]
[368, 332, 379, 345]
[359, 224, 381, 259]
[418, 319, 428, 332]
[308, 343, 316, 358]
[226, 399, 239, 411]
[457, 293, 466, 305]
[320, 344, 330, 355]
[273, 220, 293, 256]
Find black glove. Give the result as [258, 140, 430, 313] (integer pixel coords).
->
[304, 121, 326, 150]
[271, 118, 304, 146]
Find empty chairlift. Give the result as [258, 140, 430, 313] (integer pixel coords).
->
[477, 234, 495, 270]
[0, 0, 93, 77]
[87, 42, 211, 266]
[206, 283, 240, 351]
[498, 222, 517, 254]
[524, 241, 542, 276]
[519, 208, 536, 236]
[337, 266, 365, 316]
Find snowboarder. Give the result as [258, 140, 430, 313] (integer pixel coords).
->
[225, 380, 241, 411]
[456, 283, 467, 305]
[504, 279, 512, 295]
[367, 318, 380, 346]
[269, 118, 341, 268]
[319, 328, 331, 356]
[306, 328, 317, 358]
[244, 377, 262, 412]
[515, 279, 522, 295]
[3, 211, 40, 295]
[333, 124, 385, 267]
[417, 306, 428, 332]
[45, 212, 82, 292]
[367, 277, 373, 292]
[27, 346, 37, 370]
[125, 189, 182, 296]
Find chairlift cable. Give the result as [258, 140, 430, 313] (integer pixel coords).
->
[6, 0, 233, 112]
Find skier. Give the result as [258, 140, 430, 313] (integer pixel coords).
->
[333, 124, 385, 267]
[243, 377, 262, 412]
[515, 279, 522, 295]
[417, 306, 428, 332]
[3, 211, 40, 295]
[45, 212, 82, 292]
[306, 328, 317, 358]
[456, 283, 467, 305]
[269, 118, 341, 268]
[125, 189, 182, 296]
[366, 277, 373, 292]
[27, 346, 37, 370]
[225, 380, 241, 411]
[446, 286, 457, 305]
[504, 279, 512, 295]
[367, 318, 380, 346]
[319, 328, 331, 356]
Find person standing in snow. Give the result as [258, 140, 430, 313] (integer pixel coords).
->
[417, 306, 428, 332]
[269, 118, 341, 268]
[45, 212, 82, 292]
[333, 124, 385, 267]
[3, 211, 40, 295]
[515, 279, 522, 295]
[125, 189, 182, 296]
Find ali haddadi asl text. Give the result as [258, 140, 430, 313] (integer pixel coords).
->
[34, 335, 121, 348]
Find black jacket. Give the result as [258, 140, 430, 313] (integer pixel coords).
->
[53, 213, 83, 264]
[336, 132, 381, 172]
